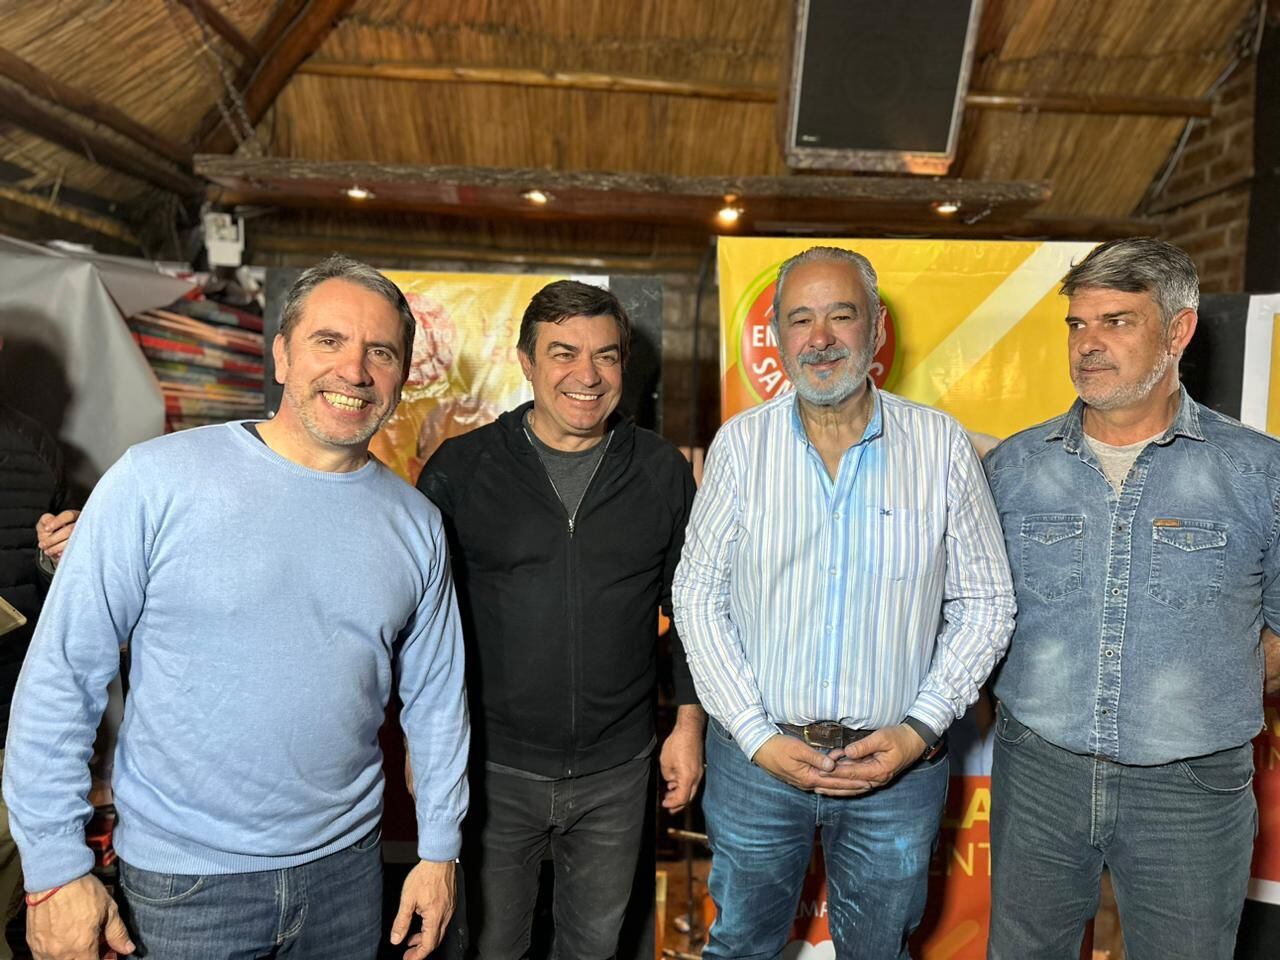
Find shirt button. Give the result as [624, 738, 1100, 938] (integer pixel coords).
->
[829, 567, 837, 575]
[1105, 650, 1114, 658]
[1111, 588, 1121, 596]
[834, 511, 842, 520]
[1101, 709, 1109, 715]
[822, 680, 830, 688]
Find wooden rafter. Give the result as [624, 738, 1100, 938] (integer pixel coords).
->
[0, 185, 140, 246]
[199, 0, 355, 155]
[0, 90, 201, 194]
[966, 92, 1213, 119]
[294, 60, 1215, 119]
[250, 233, 705, 272]
[178, 0, 259, 66]
[296, 61, 776, 103]
[196, 155, 1052, 230]
[0, 48, 191, 166]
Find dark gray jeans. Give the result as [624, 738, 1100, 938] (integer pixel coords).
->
[464, 755, 650, 959]
[988, 705, 1256, 960]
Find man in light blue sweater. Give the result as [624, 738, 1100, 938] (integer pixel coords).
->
[4, 256, 469, 960]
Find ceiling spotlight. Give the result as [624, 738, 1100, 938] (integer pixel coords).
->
[345, 185, 374, 201]
[932, 200, 961, 215]
[522, 189, 551, 205]
[717, 195, 743, 226]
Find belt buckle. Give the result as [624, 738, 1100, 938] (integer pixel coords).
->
[801, 721, 844, 749]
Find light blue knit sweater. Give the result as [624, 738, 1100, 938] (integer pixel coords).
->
[4, 422, 468, 891]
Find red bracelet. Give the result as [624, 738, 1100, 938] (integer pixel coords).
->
[24, 885, 64, 907]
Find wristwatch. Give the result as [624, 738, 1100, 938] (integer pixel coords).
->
[902, 716, 946, 762]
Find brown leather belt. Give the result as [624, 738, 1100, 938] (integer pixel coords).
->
[777, 721, 874, 750]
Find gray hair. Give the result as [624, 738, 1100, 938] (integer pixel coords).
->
[279, 254, 416, 377]
[1061, 238, 1199, 328]
[771, 246, 881, 329]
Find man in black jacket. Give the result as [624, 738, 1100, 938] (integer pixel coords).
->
[0, 377, 75, 960]
[417, 280, 704, 959]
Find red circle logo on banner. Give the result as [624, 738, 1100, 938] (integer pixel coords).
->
[739, 281, 897, 403]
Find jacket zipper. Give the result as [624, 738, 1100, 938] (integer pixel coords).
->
[524, 427, 612, 774]
[537, 432, 612, 537]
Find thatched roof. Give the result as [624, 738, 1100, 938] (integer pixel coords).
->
[0, 0, 1261, 260]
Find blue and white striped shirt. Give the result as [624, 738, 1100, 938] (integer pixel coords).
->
[673, 387, 1015, 760]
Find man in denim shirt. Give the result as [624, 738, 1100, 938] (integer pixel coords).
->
[984, 237, 1280, 960]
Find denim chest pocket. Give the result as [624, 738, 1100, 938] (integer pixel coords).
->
[1018, 515, 1084, 601]
[1147, 519, 1227, 611]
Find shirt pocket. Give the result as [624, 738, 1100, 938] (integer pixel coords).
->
[1018, 514, 1084, 601]
[864, 506, 932, 580]
[1146, 519, 1227, 611]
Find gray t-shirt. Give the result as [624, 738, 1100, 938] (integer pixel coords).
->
[522, 410, 609, 520]
[1084, 431, 1162, 493]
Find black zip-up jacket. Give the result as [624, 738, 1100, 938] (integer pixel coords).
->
[417, 402, 698, 778]
[0, 404, 68, 738]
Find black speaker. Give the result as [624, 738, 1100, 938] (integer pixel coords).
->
[780, 0, 983, 173]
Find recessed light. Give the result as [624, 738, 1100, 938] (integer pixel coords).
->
[522, 189, 551, 205]
[345, 185, 374, 201]
[932, 200, 961, 215]
[717, 195, 743, 226]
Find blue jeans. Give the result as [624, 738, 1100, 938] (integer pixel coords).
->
[464, 754, 650, 959]
[118, 827, 383, 960]
[702, 719, 948, 960]
[988, 705, 1256, 960]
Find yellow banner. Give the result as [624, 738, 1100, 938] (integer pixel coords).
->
[370, 272, 557, 483]
[718, 237, 1096, 438]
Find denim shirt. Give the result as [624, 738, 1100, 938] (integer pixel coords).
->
[985, 388, 1280, 765]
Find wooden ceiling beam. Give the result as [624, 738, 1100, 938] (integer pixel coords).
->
[196, 156, 1051, 229]
[250, 232, 705, 272]
[178, 0, 260, 66]
[294, 60, 1215, 118]
[0, 185, 141, 246]
[296, 61, 776, 103]
[966, 92, 1213, 119]
[0, 91, 201, 194]
[0, 48, 191, 166]
[199, 0, 356, 155]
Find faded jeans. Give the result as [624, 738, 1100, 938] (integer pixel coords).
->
[702, 718, 948, 960]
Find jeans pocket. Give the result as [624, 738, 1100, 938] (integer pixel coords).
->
[993, 704, 1033, 746]
[351, 824, 383, 852]
[119, 863, 205, 905]
[1147, 519, 1227, 610]
[708, 718, 735, 746]
[1178, 743, 1254, 794]
[1018, 515, 1084, 601]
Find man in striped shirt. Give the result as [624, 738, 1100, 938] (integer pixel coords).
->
[673, 246, 1015, 959]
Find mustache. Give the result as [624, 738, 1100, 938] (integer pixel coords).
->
[798, 345, 851, 365]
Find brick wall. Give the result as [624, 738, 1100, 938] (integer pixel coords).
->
[1149, 57, 1256, 293]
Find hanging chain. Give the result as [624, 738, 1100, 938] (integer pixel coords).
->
[165, 0, 261, 155]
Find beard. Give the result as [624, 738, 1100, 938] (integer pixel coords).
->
[284, 379, 395, 448]
[1072, 345, 1174, 411]
[781, 337, 877, 406]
